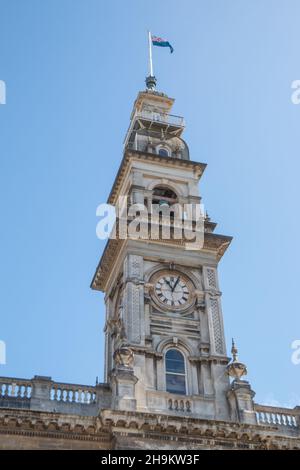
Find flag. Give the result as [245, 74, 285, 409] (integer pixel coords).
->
[152, 35, 174, 54]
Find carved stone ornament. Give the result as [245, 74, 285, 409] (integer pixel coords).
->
[226, 339, 247, 380]
[113, 346, 134, 369]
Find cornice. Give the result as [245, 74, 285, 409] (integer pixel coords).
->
[107, 149, 207, 206]
[0, 407, 299, 450]
[0, 408, 111, 444]
[91, 233, 232, 292]
[100, 409, 300, 450]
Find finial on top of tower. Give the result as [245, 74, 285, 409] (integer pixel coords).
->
[145, 75, 157, 90]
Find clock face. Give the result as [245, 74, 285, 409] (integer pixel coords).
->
[153, 272, 192, 310]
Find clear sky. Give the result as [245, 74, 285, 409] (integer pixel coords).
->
[0, 0, 299, 407]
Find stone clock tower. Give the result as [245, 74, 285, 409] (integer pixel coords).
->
[91, 80, 235, 422]
[0, 77, 299, 450]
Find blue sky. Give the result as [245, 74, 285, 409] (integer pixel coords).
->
[0, 0, 299, 407]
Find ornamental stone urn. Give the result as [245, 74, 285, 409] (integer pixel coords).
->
[113, 346, 134, 369]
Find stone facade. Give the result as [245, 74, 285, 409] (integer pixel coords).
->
[0, 85, 299, 450]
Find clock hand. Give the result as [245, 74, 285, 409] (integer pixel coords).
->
[172, 276, 180, 292]
[164, 278, 172, 289]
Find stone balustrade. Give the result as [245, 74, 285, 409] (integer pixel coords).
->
[51, 383, 97, 404]
[0, 375, 111, 416]
[0, 377, 32, 400]
[255, 404, 300, 429]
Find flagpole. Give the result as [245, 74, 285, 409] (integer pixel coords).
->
[148, 30, 153, 76]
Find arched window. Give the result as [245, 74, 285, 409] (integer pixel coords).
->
[158, 147, 169, 157]
[165, 349, 186, 395]
[152, 186, 178, 205]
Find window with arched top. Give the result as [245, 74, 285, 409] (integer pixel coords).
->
[152, 186, 178, 204]
[158, 147, 169, 157]
[165, 349, 187, 395]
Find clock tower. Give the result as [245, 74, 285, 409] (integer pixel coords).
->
[91, 79, 237, 421]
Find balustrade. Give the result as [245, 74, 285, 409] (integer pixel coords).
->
[51, 384, 96, 404]
[0, 376, 98, 407]
[0, 377, 31, 400]
[255, 404, 299, 428]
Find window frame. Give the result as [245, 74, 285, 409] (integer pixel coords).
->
[164, 348, 188, 396]
[156, 145, 170, 157]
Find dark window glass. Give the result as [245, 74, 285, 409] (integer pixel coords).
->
[152, 186, 177, 201]
[166, 374, 186, 395]
[165, 349, 186, 395]
[166, 349, 185, 373]
[158, 148, 169, 157]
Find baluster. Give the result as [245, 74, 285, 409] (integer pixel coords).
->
[282, 414, 287, 426]
[53, 387, 58, 401]
[11, 382, 16, 397]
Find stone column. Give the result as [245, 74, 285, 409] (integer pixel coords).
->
[111, 346, 138, 412]
[131, 170, 145, 205]
[227, 380, 257, 425]
[294, 406, 300, 428]
[200, 361, 214, 396]
[30, 375, 53, 411]
[123, 255, 145, 345]
[203, 267, 226, 356]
